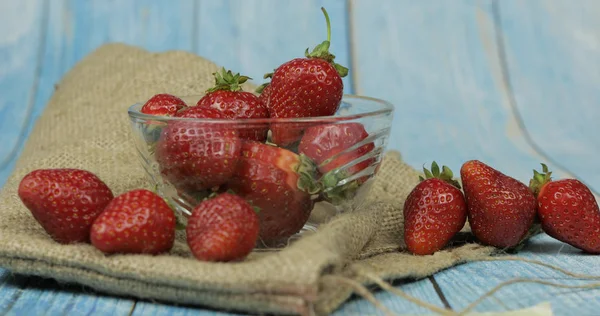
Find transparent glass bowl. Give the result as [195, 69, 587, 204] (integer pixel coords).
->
[128, 95, 394, 246]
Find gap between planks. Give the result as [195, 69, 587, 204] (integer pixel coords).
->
[489, 0, 599, 197]
[0, 0, 49, 173]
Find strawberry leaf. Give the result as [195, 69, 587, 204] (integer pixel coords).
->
[529, 163, 553, 196]
[255, 83, 269, 94]
[442, 166, 453, 179]
[296, 154, 322, 195]
[207, 67, 252, 93]
[423, 166, 434, 179]
[421, 162, 461, 189]
[334, 63, 349, 78]
[431, 161, 440, 178]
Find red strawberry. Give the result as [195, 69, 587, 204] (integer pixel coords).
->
[403, 162, 467, 255]
[197, 69, 269, 141]
[186, 193, 259, 261]
[299, 122, 375, 204]
[299, 123, 373, 173]
[461, 160, 537, 248]
[18, 169, 114, 244]
[257, 81, 272, 110]
[530, 164, 600, 253]
[155, 106, 242, 192]
[267, 8, 348, 147]
[227, 141, 318, 243]
[90, 189, 176, 254]
[141, 93, 187, 116]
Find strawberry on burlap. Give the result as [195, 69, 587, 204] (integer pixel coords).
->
[0, 44, 497, 316]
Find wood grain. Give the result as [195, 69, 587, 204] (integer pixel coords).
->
[0, 270, 135, 315]
[132, 301, 246, 316]
[332, 279, 448, 315]
[433, 234, 600, 315]
[195, 0, 353, 93]
[350, 0, 575, 186]
[1, 0, 599, 315]
[0, 0, 198, 187]
[0, 1, 445, 315]
[495, 0, 600, 193]
[0, 0, 47, 187]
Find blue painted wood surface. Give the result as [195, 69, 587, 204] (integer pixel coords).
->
[434, 234, 600, 315]
[0, 0, 599, 315]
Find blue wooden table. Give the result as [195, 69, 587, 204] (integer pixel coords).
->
[1, 1, 599, 315]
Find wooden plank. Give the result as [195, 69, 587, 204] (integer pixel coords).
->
[494, 0, 600, 194]
[333, 279, 447, 315]
[433, 234, 600, 315]
[0, 270, 29, 312]
[349, 0, 575, 187]
[0, 0, 47, 188]
[350, 1, 600, 313]
[0, 0, 197, 188]
[0, 271, 135, 316]
[132, 301, 246, 316]
[131, 278, 446, 316]
[195, 0, 354, 93]
[1, 1, 196, 315]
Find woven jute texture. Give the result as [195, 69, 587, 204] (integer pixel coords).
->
[0, 44, 496, 315]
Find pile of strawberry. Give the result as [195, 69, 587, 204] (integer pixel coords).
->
[404, 160, 600, 255]
[16, 8, 375, 262]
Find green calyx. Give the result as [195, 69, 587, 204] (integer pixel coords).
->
[304, 7, 348, 78]
[320, 170, 361, 205]
[529, 163, 552, 196]
[255, 82, 269, 94]
[207, 67, 251, 93]
[296, 154, 322, 195]
[420, 161, 461, 189]
[256, 71, 274, 94]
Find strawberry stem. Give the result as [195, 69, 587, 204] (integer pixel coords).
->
[322, 7, 331, 43]
[529, 163, 552, 196]
[419, 161, 461, 189]
[304, 7, 348, 78]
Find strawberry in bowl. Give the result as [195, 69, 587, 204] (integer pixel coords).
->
[128, 94, 393, 241]
[127, 8, 394, 245]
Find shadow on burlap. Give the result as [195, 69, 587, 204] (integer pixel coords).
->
[0, 44, 496, 315]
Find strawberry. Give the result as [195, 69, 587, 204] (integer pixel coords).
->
[197, 69, 269, 141]
[299, 122, 374, 204]
[267, 8, 348, 147]
[530, 164, 600, 253]
[18, 169, 114, 244]
[461, 160, 537, 248]
[403, 162, 467, 255]
[90, 189, 176, 254]
[257, 81, 272, 110]
[141, 93, 187, 116]
[226, 141, 318, 243]
[155, 106, 242, 192]
[186, 193, 259, 261]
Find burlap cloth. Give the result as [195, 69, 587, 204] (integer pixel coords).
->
[0, 44, 497, 315]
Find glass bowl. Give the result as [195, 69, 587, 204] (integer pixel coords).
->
[128, 95, 394, 246]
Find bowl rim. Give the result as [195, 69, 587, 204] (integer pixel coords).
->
[128, 94, 394, 124]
